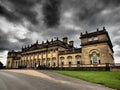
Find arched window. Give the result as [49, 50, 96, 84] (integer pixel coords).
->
[60, 57, 64, 66]
[67, 56, 72, 66]
[52, 57, 56, 66]
[91, 52, 100, 64]
[76, 55, 81, 64]
[47, 58, 50, 66]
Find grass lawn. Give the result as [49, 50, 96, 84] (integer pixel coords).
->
[52, 70, 120, 90]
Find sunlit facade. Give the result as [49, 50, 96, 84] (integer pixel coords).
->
[6, 27, 114, 69]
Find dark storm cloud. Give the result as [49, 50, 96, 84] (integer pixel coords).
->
[0, 30, 10, 51]
[0, 0, 41, 52]
[9, 0, 41, 24]
[41, 28, 79, 41]
[110, 28, 120, 45]
[77, 0, 120, 27]
[9, 0, 40, 7]
[0, 29, 32, 51]
[18, 38, 32, 46]
[0, 0, 41, 24]
[0, 30, 19, 51]
[101, 0, 120, 6]
[78, 1, 103, 21]
[0, 4, 21, 23]
[42, 0, 61, 28]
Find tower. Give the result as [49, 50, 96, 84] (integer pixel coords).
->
[80, 27, 114, 65]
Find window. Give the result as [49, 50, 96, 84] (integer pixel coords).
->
[69, 62, 71, 65]
[53, 49, 56, 52]
[61, 62, 64, 66]
[99, 60, 101, 64]
[67, 56, 72, 66]
[92, 52, 97, 63]
[52, 58, 56, 66]
[88, 38, 92, 42]
[76, 55, 80, 64]
[60, 57, 64, 66]
[68, 56, 72, 62]
[94, 36, 98, 40]
[91, 52, 100, 64]
[90, 60, 92, 64]
[47, 58, 50, 66]
[88, 36, 98, 42]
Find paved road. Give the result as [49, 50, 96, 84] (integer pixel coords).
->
[0, 70, 115, 90]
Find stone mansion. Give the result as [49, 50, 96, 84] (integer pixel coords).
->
[6, 27, 114, 69]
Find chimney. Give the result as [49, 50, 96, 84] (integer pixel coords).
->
[63, 37, 68, 44]
[103, 27, 106, 31]
[69, 41, 74, 47]
[80, 32, 82, 36]
[42, 41, 44, 44]
[36, 40, 38, 44]
[97, 28, 99, 31]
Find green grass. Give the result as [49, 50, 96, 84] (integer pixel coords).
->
[52, 70, 120, 90]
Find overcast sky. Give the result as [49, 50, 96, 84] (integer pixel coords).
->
[0, 0, 120, 65]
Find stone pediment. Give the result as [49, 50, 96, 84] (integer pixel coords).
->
[28, 44, 40, 51]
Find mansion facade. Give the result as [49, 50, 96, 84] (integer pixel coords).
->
[6, 27, 114, 69]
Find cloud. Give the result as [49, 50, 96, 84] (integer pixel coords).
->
[0, 3, 21, 23]
[62, 23, 81, 31]
[0, 17, 31, 51]
[113, 45, 120, 63]
[0, 0, 42, 24]
[0, 50, 8, 65]
[0, 0, 120, 65]
[42, 0, 61, 28]
[73, 0, 120, 28]
[101, 0, 120, 7]
[113, 45, 120, 56]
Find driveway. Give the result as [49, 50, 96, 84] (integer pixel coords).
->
[0, 70, 115, 90]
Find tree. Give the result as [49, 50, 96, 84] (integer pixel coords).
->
[0, 61, 3, 68]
